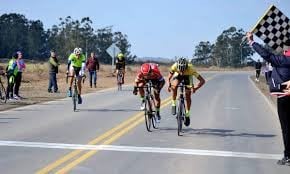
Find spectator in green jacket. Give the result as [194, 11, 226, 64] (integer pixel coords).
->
[6, 52, 18, 100]
[48, 49, 60, 93]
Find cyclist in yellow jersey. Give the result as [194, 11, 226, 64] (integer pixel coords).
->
[67, 47, 86, 104]
[167, 57, 205, 126]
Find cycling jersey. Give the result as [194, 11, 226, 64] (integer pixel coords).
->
[170, 63, 200, 78]
[68, 53, 86, 68]
[116, 58, 125, 70]
[135, 63, 164, 82]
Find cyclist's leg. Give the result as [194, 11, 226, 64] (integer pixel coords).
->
[184, 75, 193, 117]
[138, 81, 145, 110]
[153, 79, 165, 119]
[122, 69, 125, 84]
[171, 75, 180, 115]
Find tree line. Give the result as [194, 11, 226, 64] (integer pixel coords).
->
[193, 27, 255, 67]
[0, 13, 136, 63]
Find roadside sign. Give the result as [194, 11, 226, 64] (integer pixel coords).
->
[106, 43, 121, 58]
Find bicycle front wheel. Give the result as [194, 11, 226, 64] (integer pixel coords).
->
[144, 98, 152, 132]
[177, 101, 185, 136]
[72, 87, 77, 112]
[0, 82, 7, 103]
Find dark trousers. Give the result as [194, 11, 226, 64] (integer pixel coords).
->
[6, 75, 14, 98]
[48, 73, 58, 92]
[277, 96, 290, 157]
[256, 69, 261, 79]
[14, 72, 22, 96]
[89, 71, 97, 87]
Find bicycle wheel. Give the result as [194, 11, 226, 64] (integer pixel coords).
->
[177, 101, 185, 136]
[72, 86, 77, 112]
[117, 72, 122, 91]
[144, 98, 152, 132]
[0, 82, 7, 103]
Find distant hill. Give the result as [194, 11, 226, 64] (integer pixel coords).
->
[135, 57, 174, 64]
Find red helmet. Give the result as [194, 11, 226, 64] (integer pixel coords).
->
[140, 63, 152, 75]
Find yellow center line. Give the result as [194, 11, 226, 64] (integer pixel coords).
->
[36, 97, 171, 174]
[55, 99, 172, 174]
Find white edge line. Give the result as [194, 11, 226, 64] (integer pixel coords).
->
[0, 140, 282, 160]
[248, 75, 277, 115]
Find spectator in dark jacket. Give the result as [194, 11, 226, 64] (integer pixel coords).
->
[255, 59, 262, 82]
[48, 50, 60, 93]
[247, 32, 290, 166]
[86, 52, 100, 88]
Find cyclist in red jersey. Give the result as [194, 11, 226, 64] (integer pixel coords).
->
[133, 63, 165, 121]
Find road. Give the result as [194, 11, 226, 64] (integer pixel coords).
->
[0, 72, 289, 174]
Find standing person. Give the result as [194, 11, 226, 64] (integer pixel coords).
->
[86, 52, 100, 88]
[14, 51, 25, 99]
[255, 59, 262, 82]
[48, 49, 60, 93]
[133, 63, 165, 122]
[167, 57, 205, 127]
[246, 32, 290, 165]
[6, 52, 18, 100]
[115, 53, 126, 84]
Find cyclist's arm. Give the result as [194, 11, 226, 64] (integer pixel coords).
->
[194, 75, 205, 90]
[67, 60, 71, 72]
[167, 72, 174, 87]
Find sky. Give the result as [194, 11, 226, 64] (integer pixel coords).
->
[0, 0, 290, 59]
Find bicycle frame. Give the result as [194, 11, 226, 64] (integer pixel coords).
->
[177, 80, 186, 136]
[137, 80, 157, 132]
[66, 74, 85, 111]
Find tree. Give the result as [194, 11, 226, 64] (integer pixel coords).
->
[193, 41, 213, 65]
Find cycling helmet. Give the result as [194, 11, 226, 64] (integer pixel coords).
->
[141, 63, 152, 76]
[73, 47, 81, 55]
[117, 53, 124, 59]
[177, 57, 188, 72]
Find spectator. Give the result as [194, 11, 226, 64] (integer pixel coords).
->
[86, 52, 99, 88]
[14, 51, 25, 99]
[48, 49, 60, 93]
[264, 62, 273, 85]
[247, 32, 290, 166]
[255, 59, 262, 82]
[6, 53, 18, 100]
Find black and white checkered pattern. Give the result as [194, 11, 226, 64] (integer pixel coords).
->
[253, 5, 290, 53]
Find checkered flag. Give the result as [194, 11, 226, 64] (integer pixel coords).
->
[252, 5, 290, 53]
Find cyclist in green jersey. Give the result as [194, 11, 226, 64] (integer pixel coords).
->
[67, 47, 86, 104]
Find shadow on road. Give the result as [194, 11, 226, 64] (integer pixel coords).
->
[80, 108, 141, 112]
[158, 127, 276, 138]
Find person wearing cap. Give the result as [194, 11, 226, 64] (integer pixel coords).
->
[48, 50, 60, 93]
[86, 52, 100, 88]
[247, 32, 290, 166]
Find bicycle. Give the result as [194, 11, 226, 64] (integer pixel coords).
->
[137, 80, 158, 132]
[116, 69, 124, 91]
[0, 73, 7, 103]
[66, 73, 86, 112]
[176, 80, 186, 136]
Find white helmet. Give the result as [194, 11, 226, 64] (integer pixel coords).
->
[177, 57, 188, 72]
[73, 47, 82, 55]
